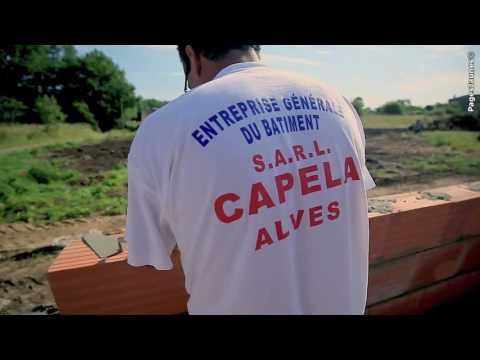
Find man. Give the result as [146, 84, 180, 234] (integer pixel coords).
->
[126, 45, 376, 315]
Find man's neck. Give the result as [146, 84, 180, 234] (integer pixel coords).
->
[213, 49, 261, 78]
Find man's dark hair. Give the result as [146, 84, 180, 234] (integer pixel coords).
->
[177, 45, 261, 65]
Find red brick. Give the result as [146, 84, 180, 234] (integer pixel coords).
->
[367, 255, 416, 305]
[368, 215, 387, 263]
[382, 204, 456, 259]
[444, 198, 480, 240]
[417, 271, 480, 312]
[368, 270, 480, 315]
[367, 184, 480, 263]
[459, 236, 480, 273]
[48, 240, 188, 315]
[367, 290, 424, 315]
[368, 237, 475, 307]
[411, 242, 465, 289]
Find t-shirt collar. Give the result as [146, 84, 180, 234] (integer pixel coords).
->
[213, 61, 267, 80]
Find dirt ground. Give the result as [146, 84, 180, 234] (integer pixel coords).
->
[1, 130, 479, 315]
[48, 129, 480, 196]
[365, 128, 480, 196]
[47, 138, 131, 174]
[0, 215, 126, 315]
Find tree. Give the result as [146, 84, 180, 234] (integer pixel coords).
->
[35, 95, 66, 124]
[138, 98, 168, 119]
[445, 101, 463, 115]
[397, 99, 412, 108]
[0, 45, 50, 109]
[376, 99, 429, 115]
[0, 97, 28, 122]
[72, 50, 137, 131]
[351, 97, 365, 116]
[376, 100, 406, 114]
[0, 45, 78, 121]
[0, 45, 156, 130]
[72, 101, 98, 130]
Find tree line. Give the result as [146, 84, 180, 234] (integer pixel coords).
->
[350, 96, 477, 118]
[2, 46, 474, 131]
[0, 45, 168, 131]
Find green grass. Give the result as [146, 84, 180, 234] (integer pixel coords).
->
[362, 114, 423, 129]
[411, 131, 480, 177]
[407, 153, 480, 176]
[0, 123, 134, 152]
[1, 123, 478, 224]
[419, 131, 480, 152]
[0, 147, 128, 224]
[367, 130, 480, 185]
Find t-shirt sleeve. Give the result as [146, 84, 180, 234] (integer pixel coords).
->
[125, 120, 177, 270]
[343, 97, 376, 191]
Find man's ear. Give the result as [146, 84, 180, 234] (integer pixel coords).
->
[185, 45, 202, 78]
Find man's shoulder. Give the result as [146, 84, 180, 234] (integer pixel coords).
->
[142, 83, 219, 126]
[139, 65, 348, 133]
[143, 94, 188, 124]
[134, 94, 197, 144]
[259, 66, 339, 92]
[130, 96, 188, 152]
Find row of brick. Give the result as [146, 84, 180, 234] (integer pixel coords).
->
[48, 183, 480, 314]
[49, 234, 480, 314]
[368, 184, 480, 264]
[367, 235, 480, 306]
[48, 244, 189, 315]
[366, 270, 480, 315]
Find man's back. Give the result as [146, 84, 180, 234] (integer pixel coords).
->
[126, 62, 376, 314]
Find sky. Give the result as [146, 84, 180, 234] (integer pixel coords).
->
[75, 45, 479, 109]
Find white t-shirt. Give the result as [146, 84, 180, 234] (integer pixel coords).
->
[126, 62, 376, 315]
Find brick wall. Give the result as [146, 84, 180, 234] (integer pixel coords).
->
[48, 182, 480, 314]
